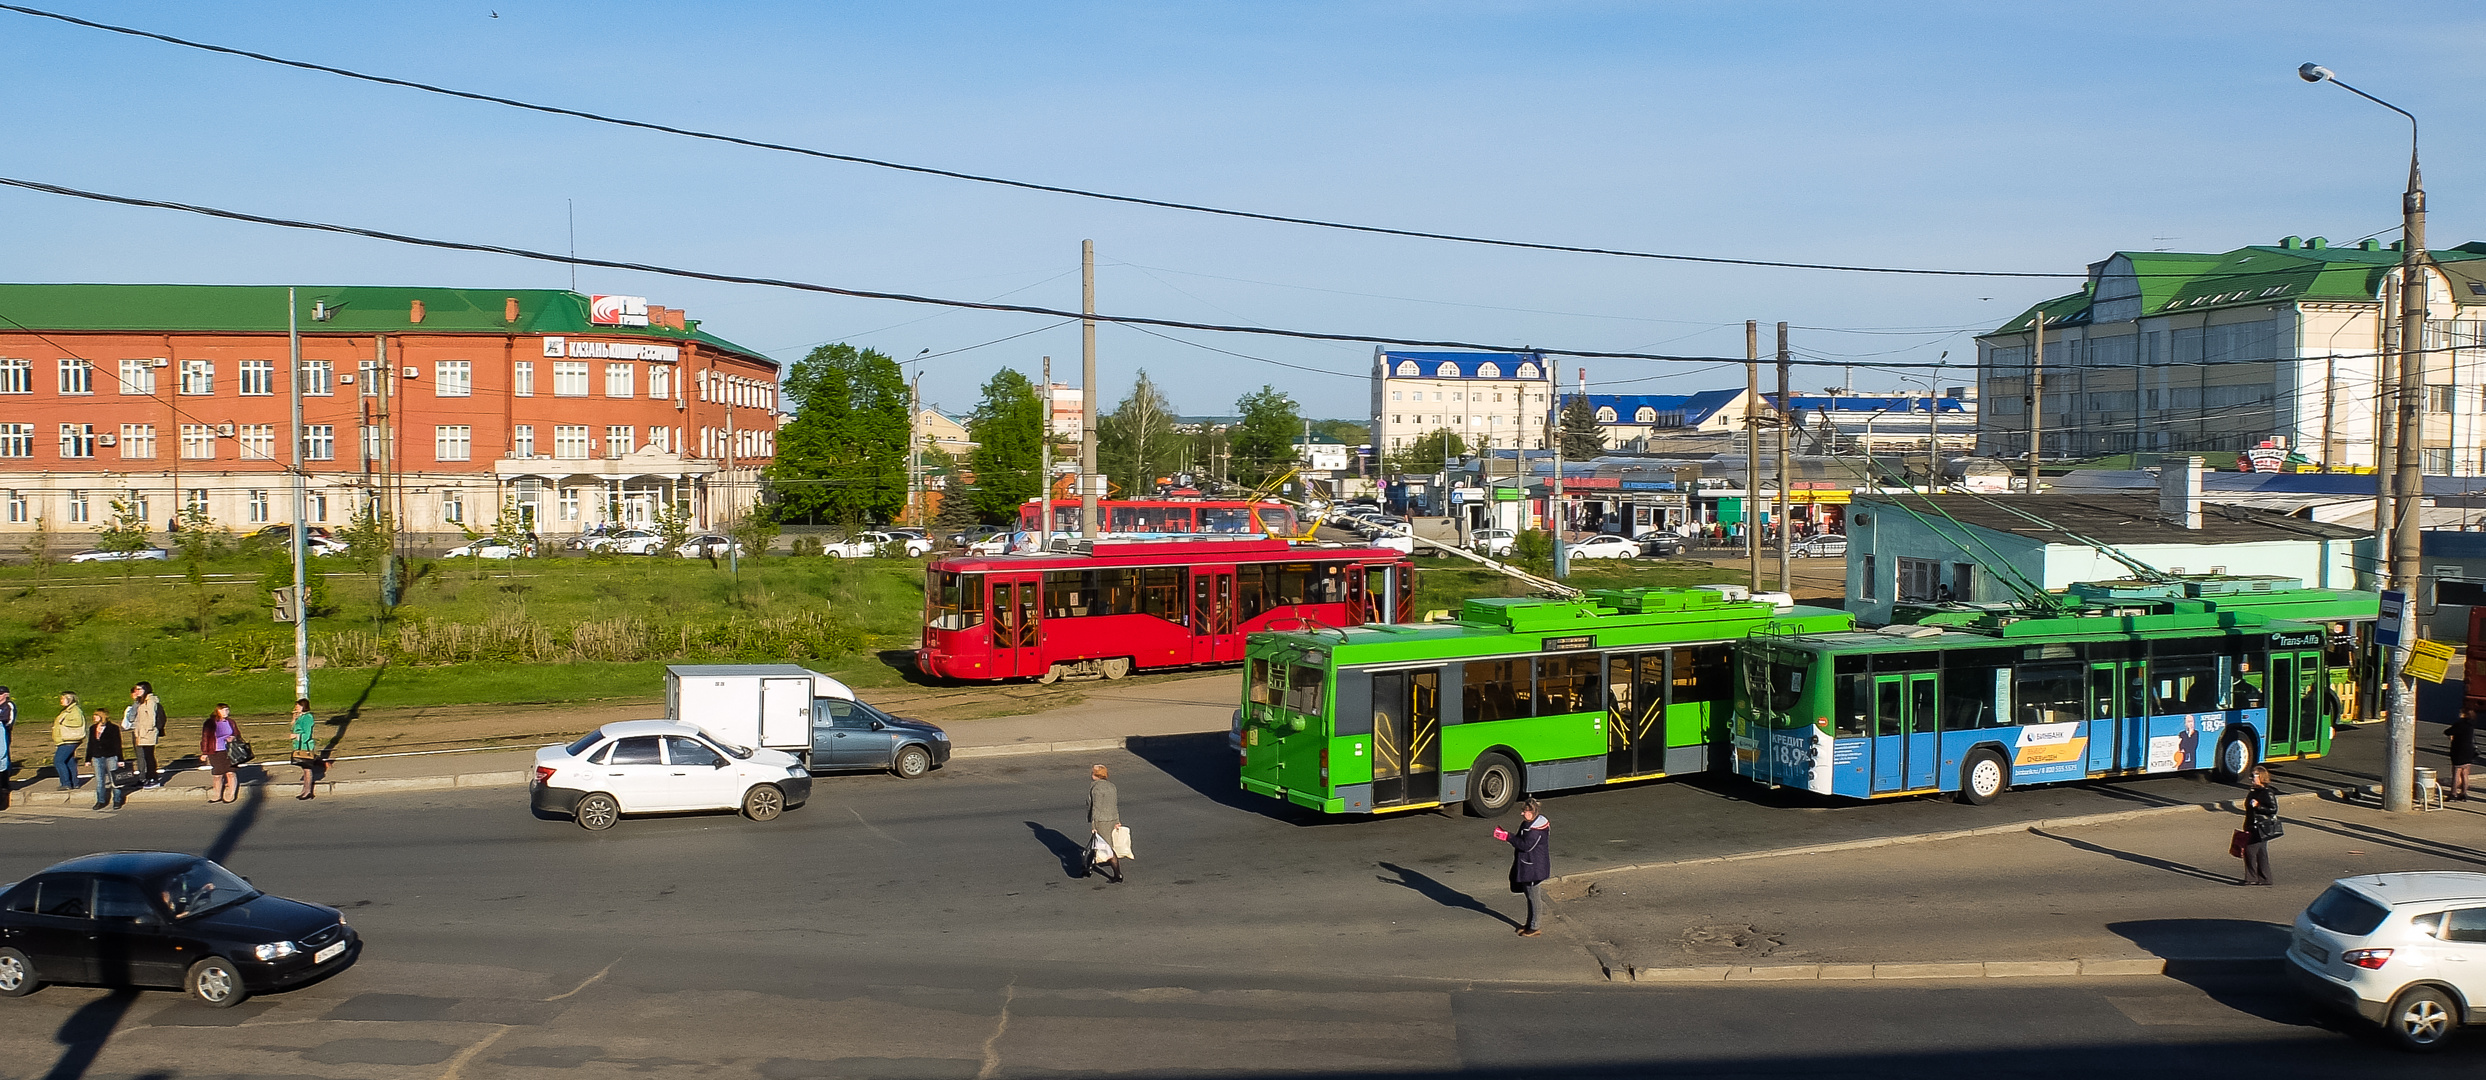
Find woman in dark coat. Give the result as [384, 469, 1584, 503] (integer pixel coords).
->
[1502, 798, 1553, 936]
[2240, 765, 2279, 886]
[2449, 710, 2477, 802]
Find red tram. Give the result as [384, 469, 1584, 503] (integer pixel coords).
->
[1015, 498, 1304, 539]
[916, 538, 1413, 682]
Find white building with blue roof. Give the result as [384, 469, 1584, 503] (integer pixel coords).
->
[1370, 349, 1553, 459]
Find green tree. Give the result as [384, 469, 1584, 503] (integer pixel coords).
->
[1229, 385, 1303, 489]
[95, 498, 151, 554]
[771, 343, 910, 525]
[1097, 370, 1188, 497]
[1388, 428, 1467, 477]
[170, 502, 228, 638]
[1559, 394, 1607, 459]
[967, 367, 1045, 521]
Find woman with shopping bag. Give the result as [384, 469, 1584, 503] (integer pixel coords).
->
[1087, 764, 1128, 884]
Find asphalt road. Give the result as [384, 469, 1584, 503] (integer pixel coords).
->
[0, 722, 2462, 1078]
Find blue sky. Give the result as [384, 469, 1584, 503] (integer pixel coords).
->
[4, 1, 2482, 420]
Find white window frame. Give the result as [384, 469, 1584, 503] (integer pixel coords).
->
[553, 361, 590, 397]
[180, 424, 217, 461]
[435, 425, 472, 462]
[300, 359, 334, 396]
[58, 358, 92, 395]
[119, 358, 157, 396]
[179, 358, 214, 395]
[238, 424, 276, 460]
[0, 423, 30, 458]
[119, 423, 156, 460]
[0, 357, 28, 394]
[512, 424, 535, 459]
[435, 360, 473, 397]
[67, 489, 89, 523]
[605, 362, 634, 398]
[513, 360, 534, 397]
[553, 424, 590, 460]
[238, 359, 275, 396]
[647, 365, 671, 399]
[248, 490, 270, 524]
[605, 425, 633, 458]
[304, 424, 336, 461]
[59, 423, 96, 458]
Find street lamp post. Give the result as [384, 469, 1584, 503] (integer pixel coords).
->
[1896, 370, 1945, 491]
[2302, 61, 2427, 814]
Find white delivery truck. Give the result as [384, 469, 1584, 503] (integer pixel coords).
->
[663, 664, 951, 777]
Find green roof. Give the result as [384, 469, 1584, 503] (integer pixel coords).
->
[0, 283, 771, 366]
[1986, 237, 2486, 338]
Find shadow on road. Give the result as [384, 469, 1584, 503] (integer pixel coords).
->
[1124, 732, 1328, 825]
[1024, 820, 1090, 880]
[1377, 861, 1518, 929]
[2292, 816, 2486, 869]
[2031, 828, 2241, 885]
[2108, 918, 2327, 1030]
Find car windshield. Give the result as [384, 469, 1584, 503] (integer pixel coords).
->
[2305, 884, 2392, 936]
[716, 739, 754, 759]
[151, 859, 259, 920]
[564, 732, 603, 756]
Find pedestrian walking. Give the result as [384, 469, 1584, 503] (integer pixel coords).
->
[0, 685, 15, 811]
[1498, 798, 1553, 936]
[291, 698, 321, 800]
[1087, 763, 1124, 884]
[127, 682, 166, 787]
[2239, 765, 2280, 886]
[201, 704, 240, 803]
[51, 691, 84, 790]
[2449, 709, 2477, 802]
[86, 708, 125, 811]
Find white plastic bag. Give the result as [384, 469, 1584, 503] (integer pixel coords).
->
[1111, 824, 1134, 861]
[1091, 832, 1116, 865]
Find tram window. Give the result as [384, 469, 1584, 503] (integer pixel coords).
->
[2324, 624, 2357, 670]
[2149, 657, 2218, 714]
[1260, 507, 1299, 534]
[1265, 564, 1314, 606]
[1310, 564, 1348, 605]
[1941, 661, 2003, 731]
[1140, 567, 1184, 621]
[1286, 665, 1324, 714]
[1201, 507, 1253, 533]
[2228, 650, 2267, 708]
[1834, 655, 1865, 676]
[929, 572, 985, 631]
[1834, 675, 1868, 737]
[2015, 662, 2084, 726]
[1235, 568, 1268, 621]
[1536, 653, 1602, 715]
[1875, 680, 1907, 737]
[1248, 658, 1273, 706]
[1463, 659, 1531, 722]
[1676, 645, 1733, 703]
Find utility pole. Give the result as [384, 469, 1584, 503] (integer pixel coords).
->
[287, 288, 309, 698]
[2386, 150, 2430, 814]
[1040, 356, 1053, 549]
[908, 372, 923, 527]
[1925, 384, 1941, 490]
[1079, 240, 1100, 539]
[2027, 308, 2045, 495]
[1551, 380, 1567, 580]
[1745, 321, 1760, 592]
[1776, 322, 1793, 593]
[2320, 352, 2336, 472]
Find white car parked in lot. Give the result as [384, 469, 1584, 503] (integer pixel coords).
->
[1564, 534, 1641, 560]
[586, 529, 666, 555]
[68, 548, 171, 563]
[821, 531, 933, 558]
[1469, 529, 1515, 557]
[675, 534, 745, 559]
[443, 538, 523, 559]
[2290, 870, 2486, 1050]
[530, 720, 812, 831]
[1790, 535, 1849, 558]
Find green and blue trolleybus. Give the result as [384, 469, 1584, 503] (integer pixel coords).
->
[1237, 586, 1852, 816]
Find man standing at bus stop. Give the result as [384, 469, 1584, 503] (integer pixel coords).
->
[1498, 799, 1552, 936]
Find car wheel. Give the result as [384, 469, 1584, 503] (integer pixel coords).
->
[0, 947, 40, 997]
[894, 745, 933, 779]
[574, 792, 620, 831]
[1465, 753, 1521, 818]
[743, 784, 785, 821]
[186, 956, 247, 1008]
[1959, 749, 2008, 805]
[824, 550, 844, 558]
[2214, 733, 2257, 783]
[2386, 985, 2460, 1052]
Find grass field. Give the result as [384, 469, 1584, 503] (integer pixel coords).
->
[0, 546, 1754, 721]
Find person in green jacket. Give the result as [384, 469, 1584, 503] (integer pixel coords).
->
[51, 691, 85, 790]
[291, 698, 321, 800]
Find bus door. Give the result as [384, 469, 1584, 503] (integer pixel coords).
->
[1604, 651, 1671, 779]
[1366, 563, 1405, 625]
[1190, 567, 1237, 663]
[989, 577, 1041, 678]
[2086, 662, 2142, 773]
[1869, 672, 1939, 794]
[2268, 648, 2326, 758]
[1369, 668, 1442, 807]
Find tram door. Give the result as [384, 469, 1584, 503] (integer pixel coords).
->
[2086, 662, 2144, 773]
[1190, 568, 1237, 663]
[1869, 672, 1939, 794]
[988, 578, 1041, 679]
[2267, 649, 2326, 758]
[1605, 651, 1670, 779]
[1369, 669, 1442, 807]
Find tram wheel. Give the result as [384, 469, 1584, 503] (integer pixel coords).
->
[1958, 749, 2008, 806]
[1465, 753, 1521, 818]
[1100, 657, 1132, 680]
[1036, 663, 1065, 685]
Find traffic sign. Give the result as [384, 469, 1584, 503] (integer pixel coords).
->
[2378, 590, 2405, 646]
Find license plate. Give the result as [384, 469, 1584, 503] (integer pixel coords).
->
[2298, 944, 2327, 965]
[314, 941, 346, 964]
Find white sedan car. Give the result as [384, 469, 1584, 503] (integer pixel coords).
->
[530, 720, 811, 831]
[1470, 529, 1516, 557]
[68, 548, 171, 563]
[1790, 535, 1850, 558]
[822, 531, 934, 558]
[1564, 534, 1641, 560]
[676, 534, 745, 559]
[586, 529, 665, 554]
[444, 538, 523, 559]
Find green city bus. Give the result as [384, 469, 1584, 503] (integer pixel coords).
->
[1237, 586, 1852, 817]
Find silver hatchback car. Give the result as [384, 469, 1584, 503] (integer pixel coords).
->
[2288, 871, 2486, 1051]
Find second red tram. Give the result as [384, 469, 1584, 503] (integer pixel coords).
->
[917, 538, 1413, 682]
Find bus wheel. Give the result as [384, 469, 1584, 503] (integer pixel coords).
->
[1959, 749, 2008, 805]
[1466, 754, 1521, 818]
[1036, 664, 1065, 685]
[1100, 657, 1132, 680]
[2214, 734, 2257, 783]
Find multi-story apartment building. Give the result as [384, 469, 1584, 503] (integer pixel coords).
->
[1369, 349, 1553, 456]
[1978, 236, 2486, 471]
[0, 284, 779, 543]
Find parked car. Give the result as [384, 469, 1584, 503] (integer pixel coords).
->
[884, 527, 929, 542]
[304, 536, 352, 557]
[444, 538, 522, 559]
[2290, 870, 2486, 1051]
[1565, 534, 1641, 560]
[530, 719, 813, 831]
[0, 851, 360, 1007]
[1470, 529, 1516, 557]
[247, 525, 333, 542]
[676, 534, 744, 559]
[1790, 535, 1849, 558]
[821, 531, 933, 558]
[949, 525, 1003, 549]
[966, 531, 1020, 556]
[67, 548, 170, 563]
[585, 528, 663, 554]
[1633, 530, 1688, 558]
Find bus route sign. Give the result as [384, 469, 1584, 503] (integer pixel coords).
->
[1541, 635, 1597, 652]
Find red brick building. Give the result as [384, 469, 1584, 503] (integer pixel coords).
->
[0, 284, 779, 546]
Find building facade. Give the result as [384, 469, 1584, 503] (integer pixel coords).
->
[1555, 389, 1752, 450]
[1977, 236, 2486, 470]
[0, 284, 779, 545]
[1370, 349, 1553, 455]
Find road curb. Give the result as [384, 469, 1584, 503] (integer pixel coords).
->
[1622, 956, 2282, 983]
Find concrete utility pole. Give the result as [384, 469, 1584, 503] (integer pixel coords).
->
[1040, 356, 1053, 550]
[2027, 307, 2045, 495]
[908, 372, 923, 527]
[2304, 61, 2426, 813]
[1745, 321, 1760, 592]
[1776, 322, 1793, 593]
[287, 288, 308, 698]
[1080, 240, 1100, 539]
[1551, 385, 1567, 580]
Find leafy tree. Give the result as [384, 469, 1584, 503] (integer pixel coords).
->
[771, 343, 910, 525]
[1388, 428, 1467, 477]
[95, 498, 151, 554]
[1229, 385, 1303, 488]
[170, 502, 228, 638]
[23, 512, 54, 576]
[931, 478, 980, 540]
[1559, 394, 1607, 459]
[731, 505, 781, 559]
[967, 367, 1045, 521]
[651, 500, 692, 550]
[1098, 370, 1188, 497]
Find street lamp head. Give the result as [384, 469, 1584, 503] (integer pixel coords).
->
[2299, 63, 2334, 84]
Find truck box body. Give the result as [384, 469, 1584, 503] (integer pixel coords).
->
[664, 664, 856, 756]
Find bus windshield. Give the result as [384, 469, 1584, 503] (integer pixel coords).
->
[929, 571, 984, 631]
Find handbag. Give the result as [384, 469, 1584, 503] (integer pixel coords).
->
[2228, 829, 2249, 859]
[291, 750, 320, 768]
[110, 762, 136, 789]
[227, 734, 255, 766]
[2259, 818, 2284, 841]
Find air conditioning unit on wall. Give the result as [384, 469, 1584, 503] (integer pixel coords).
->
[216, 424, 236, 437]
[98, 434, 117, 446]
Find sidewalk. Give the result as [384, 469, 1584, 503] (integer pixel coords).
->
[2, 671, 1242, 809]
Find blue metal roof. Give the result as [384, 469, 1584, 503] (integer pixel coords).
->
[1773, 395, 1968, 413]
[1378, 350, 1550, 381]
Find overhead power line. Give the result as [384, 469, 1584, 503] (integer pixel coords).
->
[0, 3, 2085, 281]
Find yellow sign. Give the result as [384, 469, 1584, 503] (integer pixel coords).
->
[2409, 639, 2458, 684]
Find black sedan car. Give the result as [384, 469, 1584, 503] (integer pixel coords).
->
[0, 852, 358, 1007]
